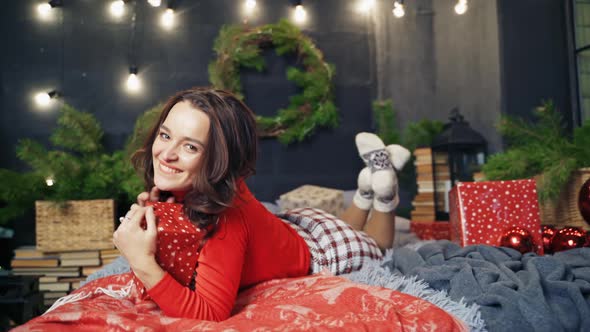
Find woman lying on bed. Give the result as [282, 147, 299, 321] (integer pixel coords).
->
[25, 88, 408, 330]
[111, 86, 411, 321]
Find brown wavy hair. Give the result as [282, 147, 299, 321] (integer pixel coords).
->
[131, 87, 258, 230]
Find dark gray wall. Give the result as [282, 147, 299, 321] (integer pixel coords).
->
[372, 0, 503, 153]
[497, 0, 572, 128]
[1, 0, 374, 245]
[370, 0, 571, 153]
[0, 0, 573, 246]
[0, 0, 374, 199]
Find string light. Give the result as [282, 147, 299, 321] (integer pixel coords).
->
[392, 0, 405, 18]
[126, 67, 141, 92]
[292, 1, 307, 24]
[37, 3, 52, 17]
[45, 177, 55, 186]
[161, 8, 175, 29]
[244, 0, 257, 12]
[34, 90, 59, 107]
[110, 0, 126, 18]
[357, 0, 376, 14]
[454, 0, 468, 15]
[147, 0, 161, 7]
[37, 0, 62, 21]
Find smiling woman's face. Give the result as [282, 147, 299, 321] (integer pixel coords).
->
[151, 101, 210, 193]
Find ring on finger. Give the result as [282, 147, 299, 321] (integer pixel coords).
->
[119, 216, 131, 223]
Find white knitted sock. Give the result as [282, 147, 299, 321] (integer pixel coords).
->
[353, 167, 373, 210]
[373, 144, 411, 212]
[356, 132, 397, 213]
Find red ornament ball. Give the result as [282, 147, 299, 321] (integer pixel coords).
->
[585, 231, 590, 248]
[499, 226, 535, 254]
[579, 177, 590, 226]
[541, 225, 557, 254]
[550, 227, 586, 253]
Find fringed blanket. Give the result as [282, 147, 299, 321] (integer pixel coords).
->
[14, 271, 466, 331]
[382, 240, 590, 332]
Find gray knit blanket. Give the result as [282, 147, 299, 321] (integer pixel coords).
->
[379, 240, 590, 332]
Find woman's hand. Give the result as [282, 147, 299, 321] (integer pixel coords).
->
[113, 205, 165, 289]
[137, 187, 175, 206]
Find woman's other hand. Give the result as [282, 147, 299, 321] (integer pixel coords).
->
[137, 186, 175, 206]
[113, 206, 165, 288]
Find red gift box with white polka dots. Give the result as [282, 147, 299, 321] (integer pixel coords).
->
[149, 202, 205, 286]
[448, 179, 544, 254]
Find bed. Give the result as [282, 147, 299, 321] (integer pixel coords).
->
[12, 194, 590, 331]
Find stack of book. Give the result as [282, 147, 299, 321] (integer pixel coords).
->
[411, 147, 436, 221]
[431, 151, 451, 213]
[10, 246, 120, 307]
[410, 147, 452, 221]
[99, 248, 121, 265]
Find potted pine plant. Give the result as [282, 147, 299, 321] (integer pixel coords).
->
[0, 104, 141, 252]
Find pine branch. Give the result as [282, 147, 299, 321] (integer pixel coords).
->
[401, 120, 444, 152]
[484, 100, 585, 201]
[51, 104, 104, 154]
[372, 100, 400, 145]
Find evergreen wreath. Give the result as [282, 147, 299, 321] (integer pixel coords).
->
[208, 19, 338, 144]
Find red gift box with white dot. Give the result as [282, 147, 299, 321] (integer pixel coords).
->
[146, 202, 205, 287]
[449, 179, 544, 254]
[131, 202, 205, 299]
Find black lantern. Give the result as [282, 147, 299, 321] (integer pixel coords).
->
[431, 108, 487, 220]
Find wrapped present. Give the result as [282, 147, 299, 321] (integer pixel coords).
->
[410, 221, 450, 240]
[142, 202, 205, 288]
[279, 185, 345, 217]
[449, 179, 544, 254]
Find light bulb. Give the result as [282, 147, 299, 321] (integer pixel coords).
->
[392, 1, 405, 18]
[45, 178, 55, 186]
[358, 0, 376, 13]
[294, 4, 307, 24]
[37, 3, 52, 17]
[126, 73, 141, 92]
[34, 92, 52, 106]
[148, 0, 161, 7]
[454, 0, 468, 15]
[110, 0, 125, 18]
[244, 0, 256, 11]
[161, 8, 175, 29]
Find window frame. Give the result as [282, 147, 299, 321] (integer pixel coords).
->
[568, 0, 590, 126]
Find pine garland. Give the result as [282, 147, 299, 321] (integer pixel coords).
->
[482, 100, 590, 201]
[209, 19, 338, 144]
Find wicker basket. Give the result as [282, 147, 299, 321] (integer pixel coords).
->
[538, 168, 590, 231]
[36, 199, 115, 252]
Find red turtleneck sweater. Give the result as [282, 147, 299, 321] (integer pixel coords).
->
[146, 182, 310, 321]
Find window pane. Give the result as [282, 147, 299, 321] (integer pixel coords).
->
[578, 50, 590, 121]
[575, 0, 590, 48]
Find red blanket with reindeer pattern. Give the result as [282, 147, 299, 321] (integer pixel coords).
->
[14, 271, 465, 331]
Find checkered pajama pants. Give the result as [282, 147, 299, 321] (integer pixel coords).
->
[278, 208, 383, 275]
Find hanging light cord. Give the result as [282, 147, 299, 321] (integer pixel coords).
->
[128, 1, 138, 69]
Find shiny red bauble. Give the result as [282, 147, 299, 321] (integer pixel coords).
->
[579, 177, 590, 227]
[541, 225, 557, 254]
[550, 227, 587, 253]
[499, 226, 535, 254]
